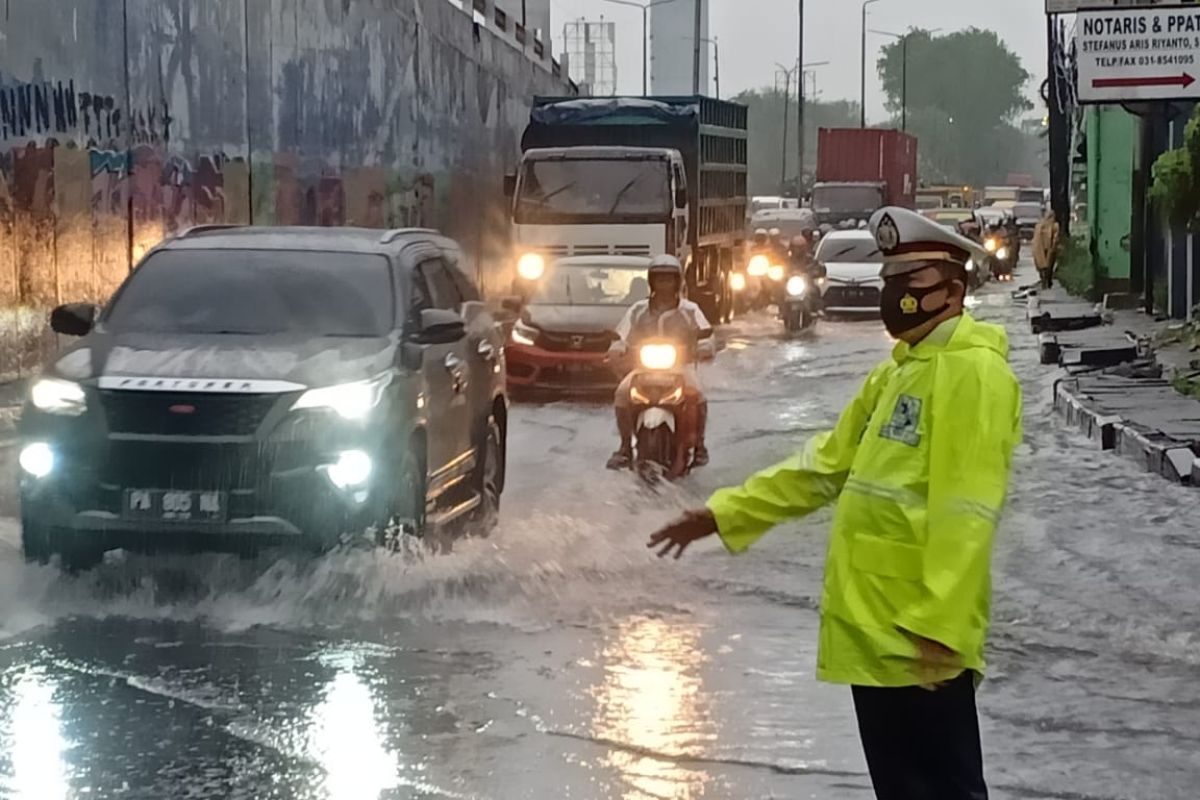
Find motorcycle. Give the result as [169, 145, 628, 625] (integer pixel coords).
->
[984, 228, 1016, 283]
[779, 271, 821, 333]
[627, 340, 697, 480]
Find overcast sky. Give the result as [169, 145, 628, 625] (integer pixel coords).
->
[546, 0, 1049, 123]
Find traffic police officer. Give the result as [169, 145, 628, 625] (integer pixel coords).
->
[647, 207, 1023, 799]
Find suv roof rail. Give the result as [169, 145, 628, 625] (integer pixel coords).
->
[175, 224, 245, 239]
[378, 228, 439, 245]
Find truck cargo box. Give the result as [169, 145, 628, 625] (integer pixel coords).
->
[816, 128, 917, 209]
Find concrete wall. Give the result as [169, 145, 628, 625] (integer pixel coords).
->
[0, 0, 570, 377]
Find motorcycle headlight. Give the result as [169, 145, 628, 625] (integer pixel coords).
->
[639, 343, 678, 370]
[984, 238, 998, 253]
[768, 264, 785, 282]
[966, 258, 976, 272]
[517, 253, 546, 281]
[997, 247, 1009, 261]
[30, 378, 87, 416]
[747, 255, 769, 277]
[730, 272, 747, 292]
[292, 373, 392, 420]
[510, 320, 538, 346]
[786, 275, 808, 297]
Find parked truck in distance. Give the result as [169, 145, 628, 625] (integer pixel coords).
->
[508, 96, 749, 323]
[813, 128, 917, 226]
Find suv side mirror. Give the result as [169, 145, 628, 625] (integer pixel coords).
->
[414, 308, 465, 345]
[675, 187, 688, 208]
[50, 303, 98, 337]
[503, 174, 517, 199]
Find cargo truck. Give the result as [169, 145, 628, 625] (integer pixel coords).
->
[813, 128, 917, 226]
[506, 96, 749, 323]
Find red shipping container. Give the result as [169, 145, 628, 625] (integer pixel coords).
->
[815, 128, 918, 209]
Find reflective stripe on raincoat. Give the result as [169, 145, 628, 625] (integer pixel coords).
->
[707, 313, 1022, 687]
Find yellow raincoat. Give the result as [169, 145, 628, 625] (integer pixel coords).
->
[708, 313, 1022, 687]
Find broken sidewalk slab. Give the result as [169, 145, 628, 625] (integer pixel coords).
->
[1055, 374, 1200, 485]
[1039, 329, 1139, 367]
[1029, 303, 1105, 334]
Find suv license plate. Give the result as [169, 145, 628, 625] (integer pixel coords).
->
[123, 489, 228, 523]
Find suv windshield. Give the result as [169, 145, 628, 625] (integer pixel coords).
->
[531, 263, 650, 306]
[105, 249, 394, 336]
[515, 158, 671, 224]
[812, 185, 884, 214]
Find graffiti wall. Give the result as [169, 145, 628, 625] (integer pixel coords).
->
[0, 0, 569, 375]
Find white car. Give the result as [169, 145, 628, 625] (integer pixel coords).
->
[814, 230, 884, 314]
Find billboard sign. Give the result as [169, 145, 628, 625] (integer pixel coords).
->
[1076, 7, 1200, 102]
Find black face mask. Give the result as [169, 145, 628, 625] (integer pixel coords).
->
[880, 279, 952, 337]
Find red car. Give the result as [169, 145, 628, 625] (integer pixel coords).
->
[505, 256, 650, 396]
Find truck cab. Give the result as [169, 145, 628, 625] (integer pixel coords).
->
[509, 146, 689, 293]
[811, 182, 886, 227]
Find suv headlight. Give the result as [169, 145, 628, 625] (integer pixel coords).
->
[292, 373, 392, 420]
[30, 378, 87, 416]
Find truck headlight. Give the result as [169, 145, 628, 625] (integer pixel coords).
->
[30, 378, 87, 416]
[768, 264, 785, 282]
[639, 343, 678, 370]
[786, 275, 808, 297]
[517, 253, 546, 281]
[292, 373, 391, 420]
[510, 320, 538, 346]
[747, 255, 769, 277]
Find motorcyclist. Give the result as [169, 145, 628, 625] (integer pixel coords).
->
[790, 234, 825, 282]
[607, 256, 712, 471]
[752, 228, 769, 249]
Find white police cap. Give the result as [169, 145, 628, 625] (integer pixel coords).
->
[869, 206, 987, 278]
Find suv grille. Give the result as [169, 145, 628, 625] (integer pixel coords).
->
[101, 391, 280, 436]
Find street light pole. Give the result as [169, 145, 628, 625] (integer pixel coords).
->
[871, 28, 941, 132]
[776, 63, 797, 193]
[861, 0, 881, 128]
[604, 0, 676, 96]
[692, 0, 703, 95]
[797, 0, 805, 199]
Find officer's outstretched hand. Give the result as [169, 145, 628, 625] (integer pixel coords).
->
[648, 509, 718, 559]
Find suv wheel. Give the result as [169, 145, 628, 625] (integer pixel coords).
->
[377, 448, 426, 551]
[472, 417, 503, 533]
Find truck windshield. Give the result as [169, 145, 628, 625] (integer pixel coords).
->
[812, 185, 884, 215]
[531, 263, 650, 306]
[515, 159, 672, 224]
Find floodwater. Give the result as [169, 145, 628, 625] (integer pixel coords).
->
[0, 261, 1197, 799]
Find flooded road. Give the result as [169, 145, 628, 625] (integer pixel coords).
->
[1, 263, 1197, 799]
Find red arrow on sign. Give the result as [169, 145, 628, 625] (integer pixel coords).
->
[1092, 72, 1196, 90]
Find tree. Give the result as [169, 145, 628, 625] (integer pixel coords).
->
[732, 88, 860, 196]
[877, 28, 1037, 186]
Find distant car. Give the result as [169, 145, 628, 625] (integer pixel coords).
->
[814, 230, 884, 314]
[19, 226, 508, 568]
[1012, 202, 1043, 241]
[929, 208, 974, 230]
[506, 256, 651, 395]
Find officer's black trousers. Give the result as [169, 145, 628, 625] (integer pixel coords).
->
[851, 671, 988, 800]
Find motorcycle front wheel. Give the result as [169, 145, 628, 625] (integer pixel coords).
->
[635, 424, 676, 477]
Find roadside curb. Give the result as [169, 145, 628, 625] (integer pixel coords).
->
[1054, 378, 1199, 485]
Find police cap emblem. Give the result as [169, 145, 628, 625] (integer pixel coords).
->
[876, 213, 901, 253]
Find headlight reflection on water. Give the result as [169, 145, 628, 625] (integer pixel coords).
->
[3, 671, 71, 800]
[589, 616, 714, 799]
[305, 657, 399, 800]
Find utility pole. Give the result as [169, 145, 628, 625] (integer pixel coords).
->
[692, 0, 702, 94]
[776, 64, 798, 193]
[861, 0, 881, 128]
[797, 0, 805, 199]
[604, 0, 676, 96]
